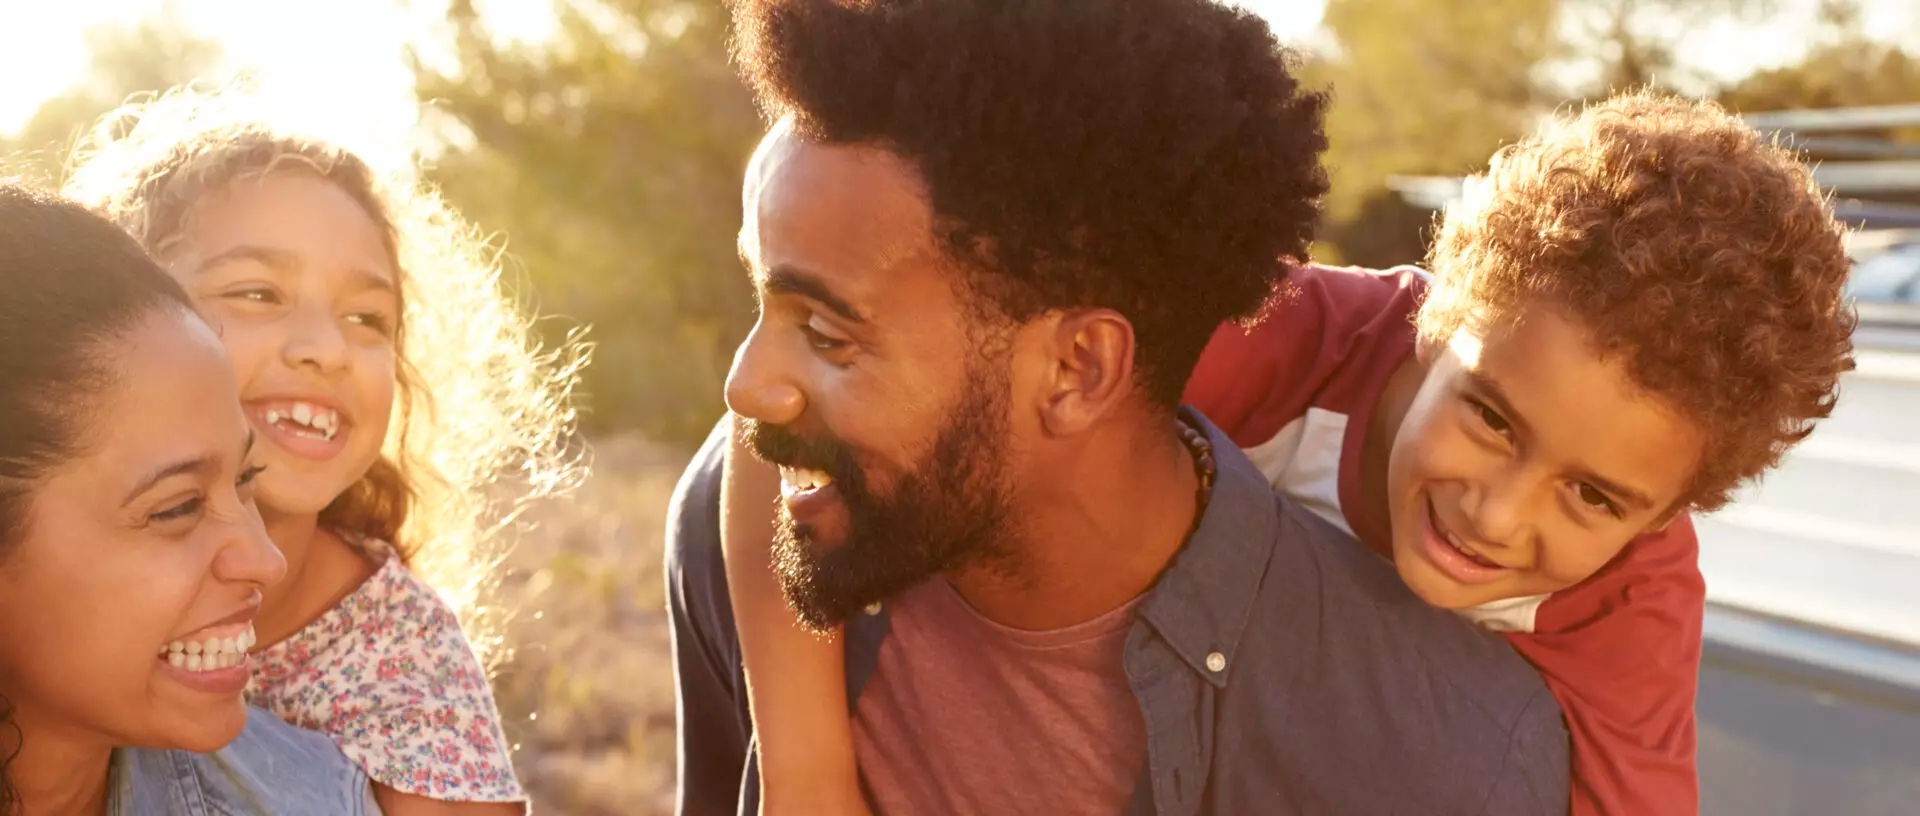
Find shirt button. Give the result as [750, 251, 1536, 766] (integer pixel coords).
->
[864, 601, 884, 616]
[1206, 652, 1227, 673]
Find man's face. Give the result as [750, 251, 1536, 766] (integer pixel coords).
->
[1385, 307, 1705, 609]
[726, 122, 1024, 630]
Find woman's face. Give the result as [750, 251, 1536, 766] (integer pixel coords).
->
[0, 308, 285, 752]
[165, 172, 400, 518]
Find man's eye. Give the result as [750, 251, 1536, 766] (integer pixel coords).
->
[800, 324, 850, 352]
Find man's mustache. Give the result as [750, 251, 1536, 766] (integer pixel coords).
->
[737, 418, 860, 483]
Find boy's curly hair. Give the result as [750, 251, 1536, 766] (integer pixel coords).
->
[730, 0, 1329, 408]
[61, 85, 588, 662]
[1421, 90, 1856, 513]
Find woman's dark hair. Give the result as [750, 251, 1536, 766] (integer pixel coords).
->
[0, 182, 197, 812]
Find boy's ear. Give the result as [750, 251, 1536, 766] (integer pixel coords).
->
[1414, 332, 1441, 366]
[1643, 503, 1688, 535]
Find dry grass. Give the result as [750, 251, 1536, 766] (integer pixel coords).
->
[489, 434, 692, 816]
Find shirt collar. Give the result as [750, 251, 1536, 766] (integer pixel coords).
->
[1136, 407, 1298, 688]
[848, 408, 1313, 692]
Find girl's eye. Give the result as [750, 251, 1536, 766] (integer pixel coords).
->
[347, 313, 394, 336]
[225, 287, 280, 305]
[238, 464, 267, 487]
[150, 497, 204, 524]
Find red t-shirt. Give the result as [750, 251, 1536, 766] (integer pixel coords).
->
[1184, 264, 1704, 816]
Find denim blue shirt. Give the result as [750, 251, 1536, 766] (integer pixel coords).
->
[667, 410, 1569, 815]
[109, 705, 380, 816]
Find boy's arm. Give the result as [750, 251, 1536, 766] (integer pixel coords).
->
[1502, 516, 1706, 816]
[721, 414, 871, 815]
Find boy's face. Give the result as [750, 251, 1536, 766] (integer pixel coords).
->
[1385, 307, 1705, 610]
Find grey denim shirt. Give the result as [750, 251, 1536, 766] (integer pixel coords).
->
[110, 705, 381, 816]
[667, 409, 1570, 815]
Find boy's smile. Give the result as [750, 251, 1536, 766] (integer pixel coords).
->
[1383, 307, 1705, 610]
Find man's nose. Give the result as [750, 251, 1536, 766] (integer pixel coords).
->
[725, 322, 805, 427]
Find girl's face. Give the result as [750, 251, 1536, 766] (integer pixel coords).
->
[0, 309, 284, 753]
[166, 172, 400, 518]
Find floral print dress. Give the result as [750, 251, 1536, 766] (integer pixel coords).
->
[246, 538, 524, 802]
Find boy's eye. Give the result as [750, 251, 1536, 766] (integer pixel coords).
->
[1575, 483, 1621, 516]
[1469, 398, 1511, 436]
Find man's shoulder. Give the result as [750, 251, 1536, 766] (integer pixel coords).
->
[665, 416, 730, 583]
[1267, 498, 1564, 735]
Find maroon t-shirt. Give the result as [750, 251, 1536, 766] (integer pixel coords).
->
[852, 579, 1148, 815]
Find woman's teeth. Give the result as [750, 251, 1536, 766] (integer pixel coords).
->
[159, 624, 256, 672]
[779, 467, 834, 492]
[264, 402, 340, 441]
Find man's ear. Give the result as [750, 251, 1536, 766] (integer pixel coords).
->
[1036, 308, 1135, 437]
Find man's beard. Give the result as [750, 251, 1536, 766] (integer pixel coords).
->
[739, 368, 1017, 632]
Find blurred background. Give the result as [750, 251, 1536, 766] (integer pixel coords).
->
[3, 0, 1917, 813]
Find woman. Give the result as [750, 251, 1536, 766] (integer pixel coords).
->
[0, 183, 378, 815]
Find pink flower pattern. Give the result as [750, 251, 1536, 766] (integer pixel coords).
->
[247, 543, 524, 802]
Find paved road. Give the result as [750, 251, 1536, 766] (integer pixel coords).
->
[1695, 326, 1920, 815]
[1695, 345, 1920, 647]
[1698, 606, 1920, 815]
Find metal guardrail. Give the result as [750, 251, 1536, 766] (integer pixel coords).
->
[1703, 603, 1920, 712]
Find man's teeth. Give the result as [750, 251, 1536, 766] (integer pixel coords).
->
[263, 402, 340, 441]
[780, 467, 834, 491]
[158, 624, 257, 672]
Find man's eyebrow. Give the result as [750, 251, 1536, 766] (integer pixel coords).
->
[758, 265, 869, 325]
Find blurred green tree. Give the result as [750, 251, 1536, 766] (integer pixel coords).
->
[1, 11, 222, 187]
[1309, 0, 1560, 266]
[413, 0, 761, 446]
[1560, 0, 1777, 94]
[1718, 0, 1920, 125]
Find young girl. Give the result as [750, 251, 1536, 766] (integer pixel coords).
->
[0, 183, 377, 815]
[63, 86, 585, 814]
[720, 91, 1855, 815]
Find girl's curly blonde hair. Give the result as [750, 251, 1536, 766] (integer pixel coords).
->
[61, 84, 588, 663]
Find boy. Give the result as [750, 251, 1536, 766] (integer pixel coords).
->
[720, 90, 1856, 814]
